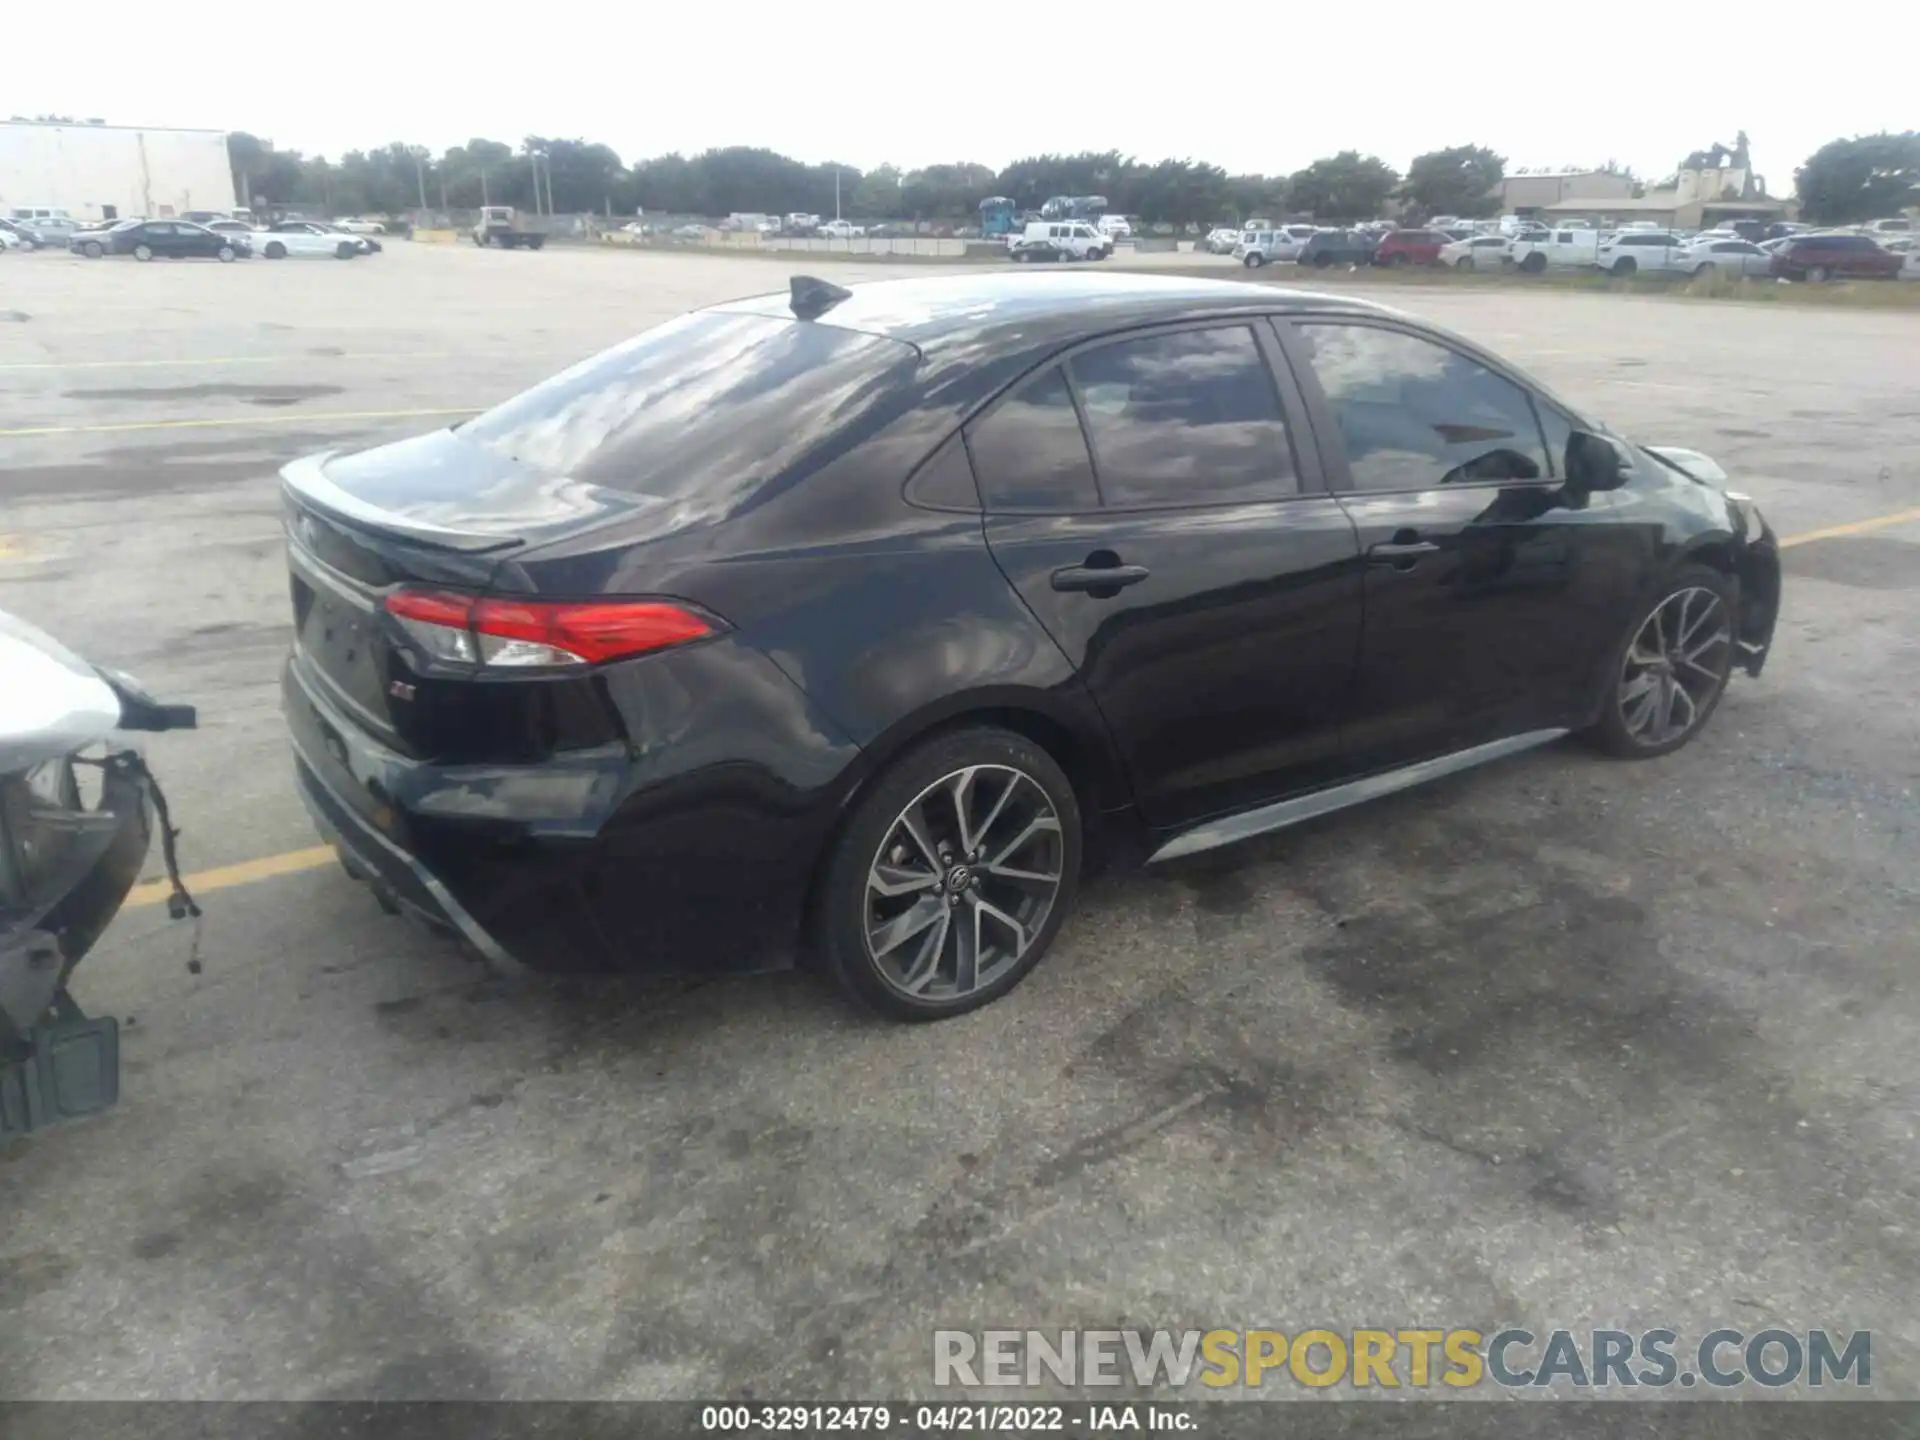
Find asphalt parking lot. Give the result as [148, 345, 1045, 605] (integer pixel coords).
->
[2, 241, 1918, 1402]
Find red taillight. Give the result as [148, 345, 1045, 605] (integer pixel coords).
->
[384, 590, 717, 669]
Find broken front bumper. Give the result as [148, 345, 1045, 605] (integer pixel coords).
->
[1, 754, 154, 1139]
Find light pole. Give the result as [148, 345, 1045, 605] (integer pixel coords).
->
[410, 146, 430, 213]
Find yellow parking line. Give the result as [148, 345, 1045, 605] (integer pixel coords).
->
[123, 845, 337, 910]
[0, 407, 478, 438]
[1777, 505, 1920, 549]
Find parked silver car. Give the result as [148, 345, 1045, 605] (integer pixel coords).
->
[1682, 237, 1775, 279]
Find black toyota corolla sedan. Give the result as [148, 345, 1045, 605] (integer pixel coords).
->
[280, 272, 1780, 1019]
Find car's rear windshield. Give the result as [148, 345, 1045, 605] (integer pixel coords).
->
[458, 312, 918, 494]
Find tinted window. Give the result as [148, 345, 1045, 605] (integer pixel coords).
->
[1069, 326, 1294, 507]
[460, 312, 918, 500]
[966, 367, 1099, 512]
[1296, 323, 1550, 492]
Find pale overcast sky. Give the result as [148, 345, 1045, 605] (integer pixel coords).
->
[12, 7, 1909, 188]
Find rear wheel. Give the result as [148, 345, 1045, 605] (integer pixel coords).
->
[1313, 251, 1335, 268]
[335, 241, 357, 259]
[1458, 256, 1475, 271]
[1243, 253, 1264, 268]
[264, 241, 287, 259]
[1385, 251, 1406, 266]
[1581, 565, 1737, 759]
[84, 241, 104, 258]
[1805, 264, 1831, 283]
[1519, 251, 1546, 273]
[816, 727, 1081, 1021]
[217, 245, 235, 262]
[1611, 256, 1638, 276]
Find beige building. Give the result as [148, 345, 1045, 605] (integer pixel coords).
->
[1541, 161, 1795, 230]
[1498, 170, 1637, 217]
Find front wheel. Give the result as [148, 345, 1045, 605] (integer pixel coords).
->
[84, 241, 104, 258]
[1457, 256, 1475, 271]
[1519, 252, 1546, 274]
[1243, 253, 1264, 268]
[1805, 264, 1831, 283]
[217, 245, 235, 262]
[1581, 565, 1738, 759]
[1313, 252, 1335, 268]
[815, 727, 1082, 1021]
[336, 242, 358, 259]
[133, 244, 153, 262]
[1611, 256, 1638, 276]
[264, 241, 287, 259]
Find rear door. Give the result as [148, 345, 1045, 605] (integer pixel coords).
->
[973, 320, 1362, 827]
[1275, 316, 1650, 770]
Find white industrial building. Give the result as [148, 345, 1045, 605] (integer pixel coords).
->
[0, 120, 235, 223]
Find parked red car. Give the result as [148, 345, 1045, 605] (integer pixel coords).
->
[1372, 229, 1448, 266]
[1768, 233, 1902, 282]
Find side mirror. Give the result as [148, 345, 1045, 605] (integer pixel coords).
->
[1565, 431, 1629, 493]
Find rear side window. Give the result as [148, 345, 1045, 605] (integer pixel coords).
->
[966, 367, 1100, 512]
[1068, 326, 1296, 507]
[459, 312, 917, 498]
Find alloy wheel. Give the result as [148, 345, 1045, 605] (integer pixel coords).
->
[1618, 586, 1732, 747]
[863, 764, 1063, 1001]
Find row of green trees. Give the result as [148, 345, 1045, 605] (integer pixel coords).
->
[227, 132, 1918, 227]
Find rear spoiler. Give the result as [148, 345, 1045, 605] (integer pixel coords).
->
[280, 452, 522, 555]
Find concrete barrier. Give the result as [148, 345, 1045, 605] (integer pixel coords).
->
[411, 228, 462, 244]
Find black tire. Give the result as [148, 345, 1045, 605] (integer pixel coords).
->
[1611, 256, 1638, 276]
[1580, 564, 1739, 760]
[1519, 251, 1546, 273]
[528, 236, 545, 250]
[1805, 264, 1831, 283]
[1458, 256, 1475, 271]
[1243, 253, 1264, 268]
[133, 243, 153, 262]
[1385, 251, 1406, 267]
[264, 241, 287, 259]
[336, 242, 357, 259]
[84, 241, 104, 258]
[217, 245, 235, 263]
[815, 726, 1082, 1021]
[1313, 251, 1335, 268]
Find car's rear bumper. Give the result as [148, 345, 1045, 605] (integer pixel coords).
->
[282, 637, 860, 975]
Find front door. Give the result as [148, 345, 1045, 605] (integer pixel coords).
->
[973, 320, 1362, 828]
[1276, 317, 1646, 772]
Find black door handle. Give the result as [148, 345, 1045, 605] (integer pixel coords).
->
[1051, 563, 1150, 593]
[1367, 540, 1441, 569]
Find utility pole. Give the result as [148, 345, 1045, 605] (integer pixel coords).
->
[412, 147, 429, 212]
[480, 167, 489, 207]
[835, 168, 841, 221]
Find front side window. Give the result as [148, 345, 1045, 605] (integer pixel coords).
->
[1295, 323, 1550, 492]
[966, 367, 1100, 512]
[1068, 326, 1295, 507]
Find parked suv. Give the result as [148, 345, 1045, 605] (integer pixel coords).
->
[1595, 231, 1690, 276]
[1768, 233, 1902, 282]
[1372, 229, 1448, 266]
[1298, 229, 1377, 268]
